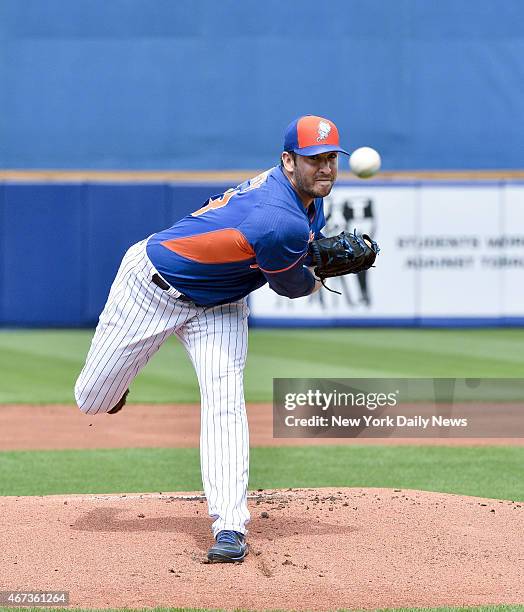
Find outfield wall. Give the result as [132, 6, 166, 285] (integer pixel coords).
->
[0, 179, 523, 327]
[1, 0, 523, 170]
[250, 181, 524, 327]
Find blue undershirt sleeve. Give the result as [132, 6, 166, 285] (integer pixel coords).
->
[261, 265, 316, 298]
[249, 209, 316, 299]
[302, 200, 327, 267]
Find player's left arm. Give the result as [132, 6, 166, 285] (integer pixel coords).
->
[261, 262, 322, 298]
[250, 214, 319, 299]
[301, 199, 327, 267]
[313, 198, 327, 240]
[299, 200, 326, 292]
[256, 229, 316, 298]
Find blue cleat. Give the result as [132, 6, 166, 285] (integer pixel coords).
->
[207, 530, 248, 563]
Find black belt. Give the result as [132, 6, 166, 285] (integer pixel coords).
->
[151, 273, 195, 304]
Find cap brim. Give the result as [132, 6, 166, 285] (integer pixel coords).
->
[293, 144, 349, 156]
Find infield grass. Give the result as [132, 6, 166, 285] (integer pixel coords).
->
[1, 329, 523, 502]
[1, 445, 522, 500]
[0, 328, 523, 404]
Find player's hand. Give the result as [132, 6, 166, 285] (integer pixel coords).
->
[309, 230, 380, 280]
[307, 267, 323, 294]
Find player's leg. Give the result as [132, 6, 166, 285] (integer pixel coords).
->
[178, 299, 250, 538]
[74, 239, 195, 414]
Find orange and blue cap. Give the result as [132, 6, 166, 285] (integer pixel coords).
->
[283, 115, 349, 156]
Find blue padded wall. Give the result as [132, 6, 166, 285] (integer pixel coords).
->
[1, 184, 86, 325]
[84, 184, 171, 320]
[0, 181, 232, 326]
[1, 180, 523, 327]
[0, 0, 523, 170]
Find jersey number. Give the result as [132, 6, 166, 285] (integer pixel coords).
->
[191, 189, 237, 217]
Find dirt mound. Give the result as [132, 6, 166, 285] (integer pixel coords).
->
[1, 487, 522, 610]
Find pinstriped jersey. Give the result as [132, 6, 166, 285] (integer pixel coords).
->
[146, 166, 326, 306]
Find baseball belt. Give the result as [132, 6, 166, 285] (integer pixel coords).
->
[151, 273, 196, 305]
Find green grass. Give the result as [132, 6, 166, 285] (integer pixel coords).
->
[1, 329, 522, 504]
[1, 445, 522, 500]
[1, 329, 523, 404]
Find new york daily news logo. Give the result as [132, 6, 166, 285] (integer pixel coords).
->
[284, 389, 400, 412]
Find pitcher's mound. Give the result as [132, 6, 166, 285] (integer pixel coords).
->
[1, 488, 522, 610]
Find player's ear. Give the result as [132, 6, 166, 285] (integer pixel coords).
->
[281, 151, 295, 172]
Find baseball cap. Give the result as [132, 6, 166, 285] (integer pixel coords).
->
[283, 115, 349, 156]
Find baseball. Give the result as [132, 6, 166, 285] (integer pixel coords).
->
[349, 146, 381, 178]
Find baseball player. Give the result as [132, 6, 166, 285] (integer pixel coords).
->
[74, 115, 377, 563]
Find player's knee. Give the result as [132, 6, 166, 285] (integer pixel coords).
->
[74, 388, 94, 414]
[74, 381, 106, 415]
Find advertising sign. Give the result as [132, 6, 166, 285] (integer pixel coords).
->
[249, 182, 524, 326]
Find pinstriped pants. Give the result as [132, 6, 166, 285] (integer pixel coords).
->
[74, 238, 250, 536]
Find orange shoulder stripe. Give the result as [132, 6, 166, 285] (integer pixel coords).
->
[160, 228, 255, 264]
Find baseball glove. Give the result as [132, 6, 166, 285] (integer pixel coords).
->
[309, 230, 380, 283]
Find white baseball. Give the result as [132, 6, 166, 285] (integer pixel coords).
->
[349, 147, 381, 178]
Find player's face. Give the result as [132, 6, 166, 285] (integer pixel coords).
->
[288, 152, 338, 203]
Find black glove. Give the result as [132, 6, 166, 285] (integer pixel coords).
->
[309, 230, 380, 280]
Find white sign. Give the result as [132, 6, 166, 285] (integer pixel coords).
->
[249, 181, 524, 324]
